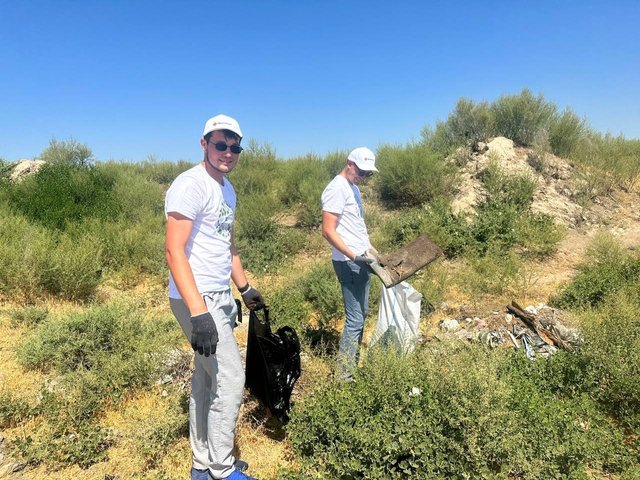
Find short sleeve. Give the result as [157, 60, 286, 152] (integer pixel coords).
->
[165, 175, 204, 220]
[321, 180, 346, 215]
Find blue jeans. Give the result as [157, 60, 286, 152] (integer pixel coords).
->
[333, 260, 371, 380]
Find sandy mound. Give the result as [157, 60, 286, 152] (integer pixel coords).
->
[450, 137, 584, 226]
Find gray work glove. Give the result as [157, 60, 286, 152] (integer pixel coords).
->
[190, 312, 219, 357]
[353, 255, 374, 267]
[240, 284, 265, 311]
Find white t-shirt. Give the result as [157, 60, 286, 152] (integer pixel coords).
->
[321, 175, 371, 261]
[165, 164, 237, 298]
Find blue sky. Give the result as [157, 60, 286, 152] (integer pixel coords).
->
[1, 1, 639, 163]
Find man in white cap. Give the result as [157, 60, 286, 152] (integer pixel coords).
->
[321, 147, 378, 381]
[165, 114, 263, 480]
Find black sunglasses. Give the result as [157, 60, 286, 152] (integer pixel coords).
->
[353, 163, 373, 178]
[210, 141, 243, 154]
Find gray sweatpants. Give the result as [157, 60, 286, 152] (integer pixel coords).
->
[170, 290, 244, 479]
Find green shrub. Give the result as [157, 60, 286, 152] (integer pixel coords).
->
[572, 132, 640, 192]
[277, 155, 332, 229]
[0, 211, 52, 300]
[373, 207, 431, 252]
[229, 140, 279, 197]
[480, 162, 537, 211]
[71, 216, 166, 278]
[301, 262, 343, 328]
[419, 200, 475, 258]
[13, 417, 112, 468]
[17, 302, 178, 377]
[39, 138, 93, 167]
[548, 108, 587, 158]
[551, 233, 640, 309]
[426, 98, 495, 154]
[289, 345, 634, 479]
[514, 213, 565, 258]
[12, 302, 182, 468]
[491, 89, 557, 147]
[133, 390, 188, 467]
[130, 157, 194, 185]
[323, 150, 349, 178]
[39, 233, 103, 300]
[97, 162, 165, 221]
[0, 389, 32, 428]
[457, 248, 528, 297]
[580, 289, 640, 428]
[236, 225, 306, 275]
[265, 281, 313, 333]
[7, 161, 121, 230]
[375, 143, 458, 208]
[9, 305, 49, 327]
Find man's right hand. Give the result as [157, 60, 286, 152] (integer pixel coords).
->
[353, 255, 374, 266]
[190, 312, 219, 357]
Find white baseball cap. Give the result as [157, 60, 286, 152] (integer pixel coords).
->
[348, 147, 378, 172]
[202, 114, 243, 138]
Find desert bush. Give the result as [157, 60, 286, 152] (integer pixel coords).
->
[288, 345, 634, 479]
[457, 248, 528, 297]
[0, 211, 52, 300]
[323, 150, 349, 177]
[572, 132, 640, 192]
[38, 233, 103, 300]
[551, 233, 640, 309]
[39, 138, 93, 167]
[229, 140, 279, 197]
[514, 213, 565, 258]
[426, 98, 495, 154]
[491, 89, 557, 146]
[70, 216, 166, 278]
[373, 207, 430, 252]
[580, 288, 640, 429]
[277, 154, 332, 229]
[235, 226, 306, 275]
[6, 161, 121, 230]
[13, 414, 113, 468]
[375, 143, 458, 208]
[97, 162, 165, 221]
[17, 302, 178, 377]
[9, 305, 49, 327]
[419, 200, 475, 258]
[0, 389, 32, 428]
[132, 390, 188, 467]
[301, 262, 343, 328]
[130, 157, 194, 185]
[480, 162, 537, 211]
[548, 108, 587, 158]
[12, 302, 182, 469]
[266, 280, 313, 333]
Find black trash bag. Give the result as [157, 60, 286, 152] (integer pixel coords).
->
[245, 306, 301, 423]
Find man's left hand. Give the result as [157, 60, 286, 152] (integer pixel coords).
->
[241, 285, 265, 311]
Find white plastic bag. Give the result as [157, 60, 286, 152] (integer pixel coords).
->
[369, 281, 423, 354]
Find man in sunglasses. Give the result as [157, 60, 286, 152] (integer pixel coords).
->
[165, 114, 264, 480]
[321, 147, 378, 381]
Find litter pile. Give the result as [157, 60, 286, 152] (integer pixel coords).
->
[438, 300, 581, 359]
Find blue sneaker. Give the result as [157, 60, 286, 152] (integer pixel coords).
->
[192, 459, 249, 480]
[223, 469, 257, 480]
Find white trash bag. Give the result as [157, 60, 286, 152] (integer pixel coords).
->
[369, 281, 422, 354]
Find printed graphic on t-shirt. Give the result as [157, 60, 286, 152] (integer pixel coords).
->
[352, 187, 364, 218]
[217, 201, 233, 239]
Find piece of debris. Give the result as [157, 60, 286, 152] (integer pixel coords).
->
[440, 318, 461, 332]
[366, 234, 443, 287]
